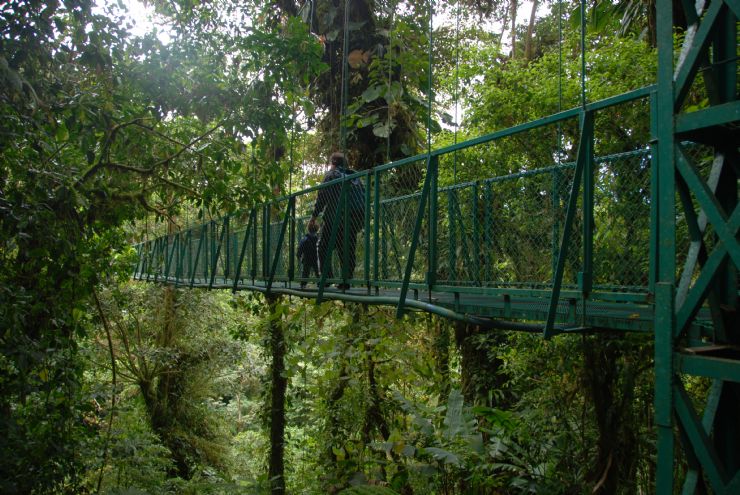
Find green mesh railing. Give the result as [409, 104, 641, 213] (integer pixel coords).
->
[134, 86, 666, 333]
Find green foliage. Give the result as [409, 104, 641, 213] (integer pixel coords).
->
[1, 0, 663, 493]
[338, 485, 400, 495]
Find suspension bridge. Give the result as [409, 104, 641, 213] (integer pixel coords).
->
[133, 0, 739, 492]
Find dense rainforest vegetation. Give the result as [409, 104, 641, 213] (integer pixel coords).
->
[1, 0, 701, 493]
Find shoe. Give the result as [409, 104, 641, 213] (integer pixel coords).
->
[336, 283, 350, 290]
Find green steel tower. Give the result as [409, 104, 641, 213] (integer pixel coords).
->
[654, 0, 739, 492]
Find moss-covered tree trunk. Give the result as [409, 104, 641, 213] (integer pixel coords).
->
[139, 217, 194, 480]
[266, 293, 287, 494]
[582, 333, 646, 494]
[433, 317, 451, 402]
[454, 322, 509, 407]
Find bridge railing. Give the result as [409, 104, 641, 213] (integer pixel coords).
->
[134, 86, 663, 330]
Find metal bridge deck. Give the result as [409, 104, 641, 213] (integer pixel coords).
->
[142, 275, 663, 332]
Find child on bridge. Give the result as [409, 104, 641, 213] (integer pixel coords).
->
[297, 221, 319, 288]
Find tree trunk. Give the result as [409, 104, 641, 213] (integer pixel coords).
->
[510, 0, 518, 59]
[267, 294, 287, 494]
[433, 317, 451, 402]
[454, 323, 509, 407]
[524, 0, 539, 60]
[583, 333, 643, 494]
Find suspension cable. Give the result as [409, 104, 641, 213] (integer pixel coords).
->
[580, 0, 586, 107]
[557, 0, 563, 163]
[289, 107, 296, 193]
[340, 0, 350, 153]
[426, 0, 434, 156]
[453, 0, 461, 182]
[386, 0, 395, 164]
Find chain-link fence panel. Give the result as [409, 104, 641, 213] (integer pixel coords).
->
[376, 157, 428, 284]
[592, 149, 652, 291]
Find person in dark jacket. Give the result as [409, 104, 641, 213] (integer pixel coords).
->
[297, 221, 319, 288]
[308, 152, 363, 290]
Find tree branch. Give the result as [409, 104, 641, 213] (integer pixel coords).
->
[152, 122, 222, 169]
[76, 120, 221, 186]
[92, 288, 117, 495]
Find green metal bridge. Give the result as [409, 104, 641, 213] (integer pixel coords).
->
[134, 0, 738, 492]
[136, 89, 663, 334]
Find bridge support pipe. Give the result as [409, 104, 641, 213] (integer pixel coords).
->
[240, 284, 566, 333]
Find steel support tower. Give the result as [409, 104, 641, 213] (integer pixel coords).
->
[654, 0, 739, 491]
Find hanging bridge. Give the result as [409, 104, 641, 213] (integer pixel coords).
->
[132, 0, 739, 491]
[135, 88, 665, 336]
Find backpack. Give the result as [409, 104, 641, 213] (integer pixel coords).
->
[339, 167, 366, 218]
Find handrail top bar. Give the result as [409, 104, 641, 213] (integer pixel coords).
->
[269, 85, 655, 204]
[132, 84, 656, 241]
[431, 85, 654, 158]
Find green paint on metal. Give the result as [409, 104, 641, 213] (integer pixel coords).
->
[448, 188, 456, 282]
[581, 111, 594, 296]
[678, 354, 740, 382]
[267, 199, 294, 293]
[674, 382, 729, 491]
[472, 181, 480, 286]
[318, 181, 349, 303]
[397, 155, 435, 318]
[209, 217, 228, 290]
[190, 225, 205, 289]
[373, 170, 380, 287]
[544, 110, 593, 338]
[674, 0, 725, 108]
[364, 173, 371, 288]
[428, 162, 438, 290]
[234, 211, 254, 293]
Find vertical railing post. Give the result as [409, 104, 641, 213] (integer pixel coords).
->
[267, 198, 294, 293]
[251, 208, 258, 283]
[135, 243, 143, 280]
[233, 209, 254, 292]
[381, 209, 388, 281]
[164, 232, 178, 281]
[190, 225, 205, 288]
[342, 174, 350, 285]
[655, 0, 677, 483]
[648, 91, 658, 294]
[397, 155, 436, 318]
[318, 181, 349, 303]
[187, 228, 193, 282]
[473, 180, 480, 285]
[544, 111, 593, 338]
[484, 181, 493, 284]
[209, 220, 216, 282]
[448, 189, 456, 282]
[223, 215, 230, 284]
[149, 238, 159, 283]
[263, 204, 270, 281]
[428, 156, 438, 291]
[176, 231, 187, 287]
[209, 217, 228, 289]
[581, 111, 595, 298]
[551, 170, 561, 281]
[364, 173, 371, 290]
[288, 198, 296, 285]
[373, 170, 380, 291]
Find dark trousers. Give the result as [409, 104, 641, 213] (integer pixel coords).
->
[317, 221, 361, 281]
[301, 260, 319, 280]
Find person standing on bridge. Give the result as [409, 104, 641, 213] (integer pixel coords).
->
[296, 221, 319, 288]
[308, 152, 365, 290]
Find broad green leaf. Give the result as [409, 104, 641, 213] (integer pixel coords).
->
[443, 388, 465, 438]
[372, 122, 390, 138]
[424, 447, 462, 466]
[56, 122, 69, 142]
[361, 85, 383, 103]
